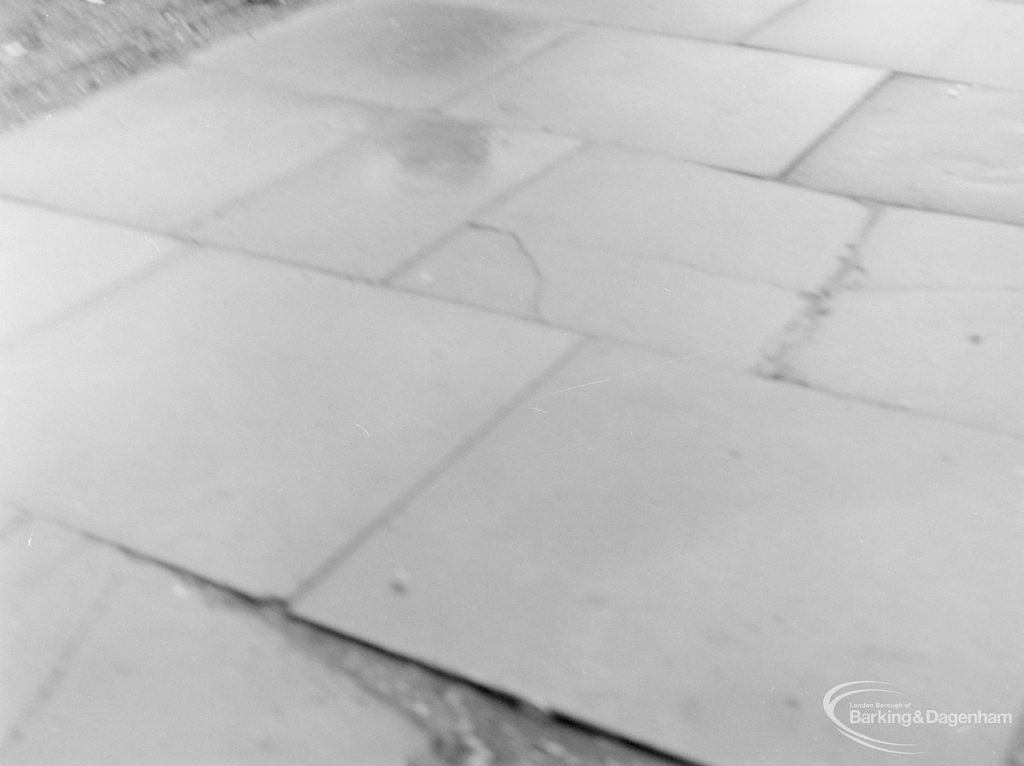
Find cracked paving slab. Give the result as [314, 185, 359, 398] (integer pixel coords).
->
[472, 146, 870, 293]
[396, 223, 801, 370]
[760, 207, 1024, 439]
[395, 145, 870, 367]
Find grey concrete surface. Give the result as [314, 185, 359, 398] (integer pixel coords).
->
[2, 0, 1022, 764]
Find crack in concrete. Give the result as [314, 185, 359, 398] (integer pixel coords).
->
[466, 221, 547, 320]
[755, 204, 881, 383]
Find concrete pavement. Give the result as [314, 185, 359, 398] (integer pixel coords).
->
[1, 0, 1022, 764]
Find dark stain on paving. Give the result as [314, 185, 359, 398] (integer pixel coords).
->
[385, 116, 493, 183]
[356, 1, 541, 75]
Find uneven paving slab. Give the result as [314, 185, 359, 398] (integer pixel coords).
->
[406, 0, 802, 41]
[0, 522, 429, 765]
[446, 28, 886, 176]
[0, 517, 681, 766]
[191, 0, 574, 109]
[789, 76, 1024, 225]
[858, 207, 1024, 289]
[296, 341, 1024, 766]
[188, 115, 579, 279]
[783, 290, 1024, 438]
[0, 64, 372, 231]
[0, 518, 129, 741]
[749, 0, 1024, 92]
[397, 225, 802, 367]
[0, 198, 184, 345]
[0, 250, 577, 597]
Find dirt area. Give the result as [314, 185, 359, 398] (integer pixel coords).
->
[0, 0, 318, 130]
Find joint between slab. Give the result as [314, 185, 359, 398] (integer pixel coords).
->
[286, 335, 592, 603]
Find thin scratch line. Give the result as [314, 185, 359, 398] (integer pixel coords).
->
[353, 422, 370, 439]
[535, 348, 730, 402]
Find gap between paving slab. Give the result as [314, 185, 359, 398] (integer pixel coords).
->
[0, 509, 695, 766]
[756, 203, 883, 383]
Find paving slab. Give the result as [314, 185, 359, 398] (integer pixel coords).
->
[0, 250, 577, 597]
[859, 207, 1024, 289]
[397, 226, 802, 367]
[446, 28, 886, 176]
[191, 0, 572, 109]
[296, 341, 1024, 766]
[0, 518, 129, 742]
[789, 76, 1024, 225]
[751, 0, 1024, 92]
[747, 0, 983, 72]
[925, 2, 1024, 92]
[394, 144, 869, 365]
[472, 146, 870, 292]
[0, 503, 19, 531]
[0, 198, 183, 344]
[188, 115, 578, 279]
[1, 538, 428, 764]
[784, 290, 1024, 437]
[0, 65, 372, 231]
[406, 0, 802, 41]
